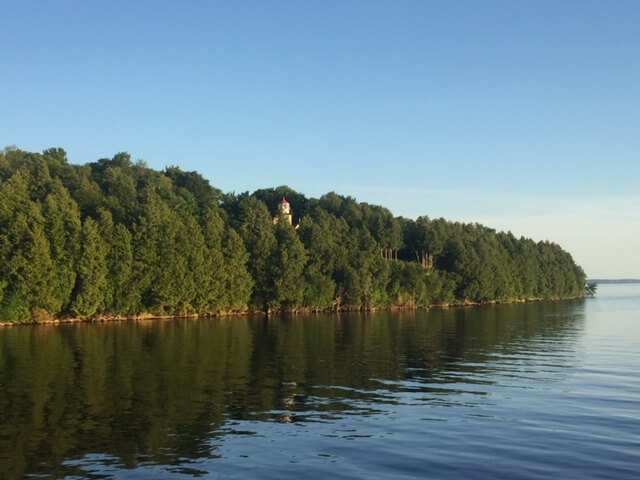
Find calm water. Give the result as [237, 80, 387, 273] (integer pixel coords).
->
[1, 284, 639, 479]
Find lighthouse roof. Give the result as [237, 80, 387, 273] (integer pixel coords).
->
[281, 197, 289, 204]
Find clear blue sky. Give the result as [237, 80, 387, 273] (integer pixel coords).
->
[2, 0, 639, 278]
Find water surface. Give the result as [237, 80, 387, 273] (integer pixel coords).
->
[1, 284, 638, 478]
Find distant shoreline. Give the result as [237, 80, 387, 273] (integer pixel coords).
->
[588, 279, 640, 284]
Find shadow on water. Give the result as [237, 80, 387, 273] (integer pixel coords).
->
[0, 300, 586, 478]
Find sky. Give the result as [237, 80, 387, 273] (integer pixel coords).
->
[1, 0, 639, 278]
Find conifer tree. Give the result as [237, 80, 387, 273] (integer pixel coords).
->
[298, 215, 337, 309]
[43, 179, 82, 313]
[108, 223, 135, 314]
[272, 221, 308, 310]
[133, 190, 188, 314]
[178, 214, 209, 313]
[240, 198, 277, 311]
[200, 207, 228, 311]
[70, 217, 108, 317]
[222, 227, 253, 310]
[0, 171, 56, 320]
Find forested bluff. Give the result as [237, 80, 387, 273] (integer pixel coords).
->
[0, 147, 586, 323]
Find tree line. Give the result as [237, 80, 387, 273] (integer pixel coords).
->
[0, 147, 586, 322]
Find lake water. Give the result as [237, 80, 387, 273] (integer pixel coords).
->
[1, 284, 639, 479]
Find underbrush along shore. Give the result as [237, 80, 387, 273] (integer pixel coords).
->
[0, 295, 585, 326]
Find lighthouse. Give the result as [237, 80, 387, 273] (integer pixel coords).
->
[273, 197, 293, 225]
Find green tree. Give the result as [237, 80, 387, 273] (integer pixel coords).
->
[70, 218, 108, 317]
[222, 227, 254, 310]
[272, 221, 308, 310]
[43, 179, 82, 313]
[298, 214, 336, 309]
[199, 207, 228, 312]
[0, 171, 57, 321]
[240, 198, 277, 311]
[298, 207, 352, 309]
[132, 189, 189, 314]
[108, 223, 136, 314]
[177, 214, 209, 313]
[164, 166, 223, 215]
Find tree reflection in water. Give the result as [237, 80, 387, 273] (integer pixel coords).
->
[0, 300, 585, 478]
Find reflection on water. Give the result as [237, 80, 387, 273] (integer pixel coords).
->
[0, 295, 637, 479]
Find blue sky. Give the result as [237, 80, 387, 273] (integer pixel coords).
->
[2, 0, 639, 278]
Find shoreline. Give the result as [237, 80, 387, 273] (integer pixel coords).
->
[0, 295, 585, 327]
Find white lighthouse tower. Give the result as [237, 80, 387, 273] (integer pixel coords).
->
[274, 197, 293, 225]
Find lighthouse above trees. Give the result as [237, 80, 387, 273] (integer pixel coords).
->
[273, 197, 293, 225]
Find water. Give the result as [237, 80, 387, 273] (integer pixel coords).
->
[1, 284, 638, 479]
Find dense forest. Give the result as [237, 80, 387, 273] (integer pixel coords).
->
[0, 147, 586, 322]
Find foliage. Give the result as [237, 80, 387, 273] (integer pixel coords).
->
[0, 147, 587, 321]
